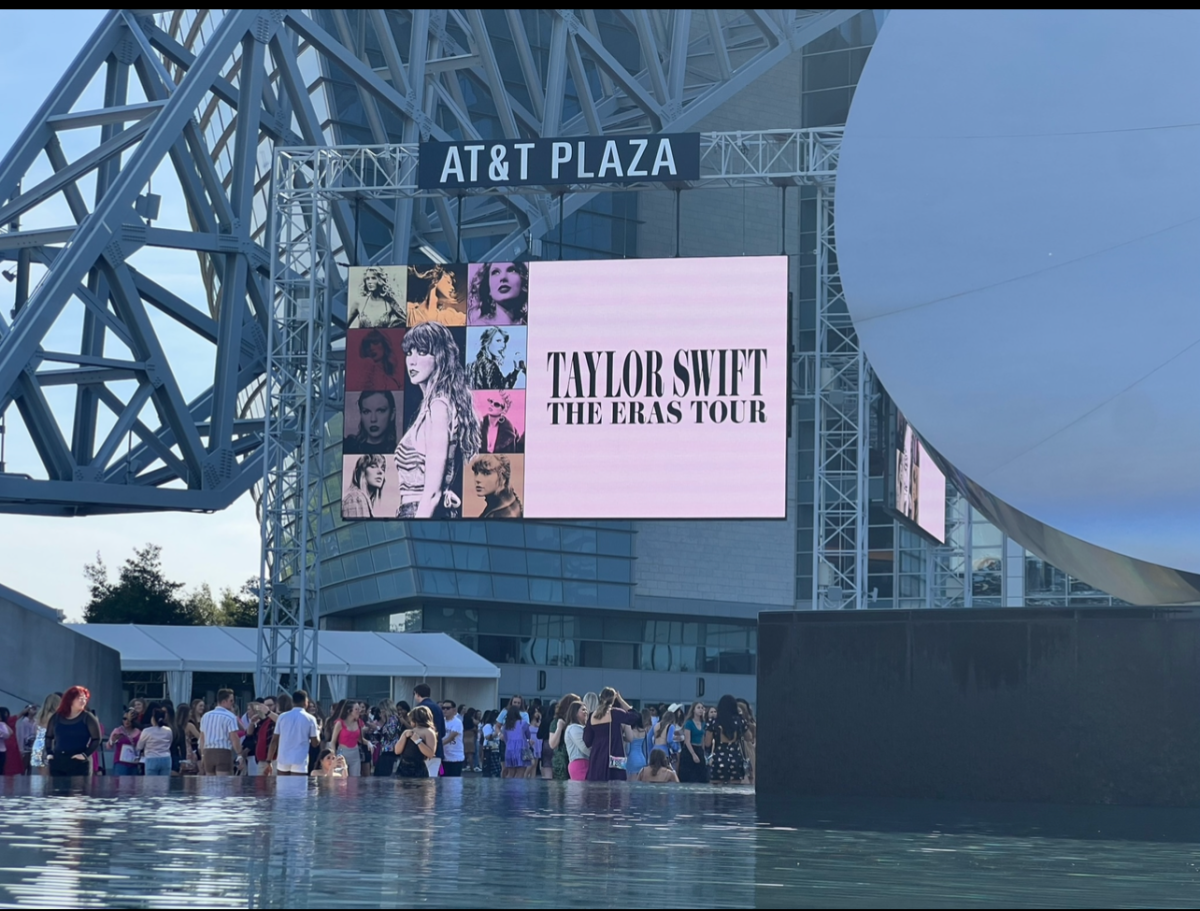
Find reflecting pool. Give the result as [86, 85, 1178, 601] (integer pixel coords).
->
[1, 777, 1199, 908]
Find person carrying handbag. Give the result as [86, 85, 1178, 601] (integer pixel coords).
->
[480, 710, 503, 777]
[500, 700, 533, 779]
[108, 710, 142, 777]
[582, 687, 639, 781]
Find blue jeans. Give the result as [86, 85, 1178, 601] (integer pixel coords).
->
[113, 763, 140, 777]
[143, 757, 171, 776]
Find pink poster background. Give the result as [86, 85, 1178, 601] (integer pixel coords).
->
[523, 256, 788, 519]
[472, 389, 526, 452]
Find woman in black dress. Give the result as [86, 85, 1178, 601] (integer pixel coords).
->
[44, 686, 101, 777]
[393, 705, 438, 777]
[708, 695, 746, 785]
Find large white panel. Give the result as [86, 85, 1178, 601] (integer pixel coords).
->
[838, 9, 1200, 574]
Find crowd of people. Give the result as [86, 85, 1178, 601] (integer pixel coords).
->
[0, 684, 757, 785]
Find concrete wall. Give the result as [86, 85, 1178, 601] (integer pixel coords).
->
[758, 607, 1200, 807]
[0, 584, 122, 729]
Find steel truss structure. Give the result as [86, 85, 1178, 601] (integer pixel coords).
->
[0, 8, 876, 692]
[265, 126, 849, 691]
[811, 184, 870, 610]
[0, 8, 860, 519]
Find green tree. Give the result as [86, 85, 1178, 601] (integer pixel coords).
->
[183, 583, 220, 626]
[183, 578, 259, 627]
[217, 578, 260, 628]
[84, 544, 198, 625]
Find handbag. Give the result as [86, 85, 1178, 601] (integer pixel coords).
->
[118, 744, 139, 764]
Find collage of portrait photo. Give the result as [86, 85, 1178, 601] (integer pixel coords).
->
[342, 262, 528, 521]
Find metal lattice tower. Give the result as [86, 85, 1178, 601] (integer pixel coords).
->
[811, 184, 871, 610]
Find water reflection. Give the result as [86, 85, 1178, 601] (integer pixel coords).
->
[0, 779, 1197, 908]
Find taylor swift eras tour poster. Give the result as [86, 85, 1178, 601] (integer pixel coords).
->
[342, 256, 787, 521]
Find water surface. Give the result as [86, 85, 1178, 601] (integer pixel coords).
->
[1, 777, 1198, 907]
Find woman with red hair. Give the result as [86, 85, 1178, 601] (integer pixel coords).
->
[44, 686, 101, 777]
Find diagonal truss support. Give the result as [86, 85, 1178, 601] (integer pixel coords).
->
[0, 8, 861, 689]
[0, 8, 855, 518]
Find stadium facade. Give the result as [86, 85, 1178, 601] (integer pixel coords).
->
[0, 10, 1130, 708]
[269, 9, 1124, 707]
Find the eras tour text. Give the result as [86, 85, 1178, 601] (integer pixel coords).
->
[545, 348, 769, 426]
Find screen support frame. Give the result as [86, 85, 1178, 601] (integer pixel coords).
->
[260, 128, 844, 693]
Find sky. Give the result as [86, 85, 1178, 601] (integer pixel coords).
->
[0, 11, 262, 620]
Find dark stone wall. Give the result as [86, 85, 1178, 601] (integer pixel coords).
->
[757, 608, 1200, 807]
[0, 588, 122, 729]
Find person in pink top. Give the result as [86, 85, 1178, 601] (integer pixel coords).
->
[107, 708, 141, 777]
[330, 702, 366, 777]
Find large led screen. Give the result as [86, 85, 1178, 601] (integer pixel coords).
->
[341, 256, 788, 520]
[892, 410, 947, 544]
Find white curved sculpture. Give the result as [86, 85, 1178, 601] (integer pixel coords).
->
[837, 9, 1200, 591]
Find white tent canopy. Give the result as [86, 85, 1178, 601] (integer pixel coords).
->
[65, 624, 186, 671]
[68, 625, 499, 706]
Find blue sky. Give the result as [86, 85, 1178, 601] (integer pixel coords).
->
[0, 11, 261, 618]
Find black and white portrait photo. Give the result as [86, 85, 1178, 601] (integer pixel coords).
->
[347, 266, 407, 329]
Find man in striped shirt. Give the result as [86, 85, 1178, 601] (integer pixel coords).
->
[199, 688, 242, 776]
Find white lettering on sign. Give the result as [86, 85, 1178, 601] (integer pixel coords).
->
[515, 142, 535, 180]
[489, 145, 509, 181]
[551, 141, 572, 180]
[577, 141, 595, 179]
[652, 138, 677, 176]
[463, 144, 485, 182]
[627, 139, 649, 177]
[439, 146, 464, 183]
[597, 140, 623, 178]
[427, 135, 693, 187]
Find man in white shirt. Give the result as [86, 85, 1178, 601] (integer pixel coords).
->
[198, 688, 242, 776]
[269, 690, 319, 776]
[440, 700, 465, 777]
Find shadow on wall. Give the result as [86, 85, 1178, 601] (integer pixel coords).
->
[0, 584, 122, 729]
